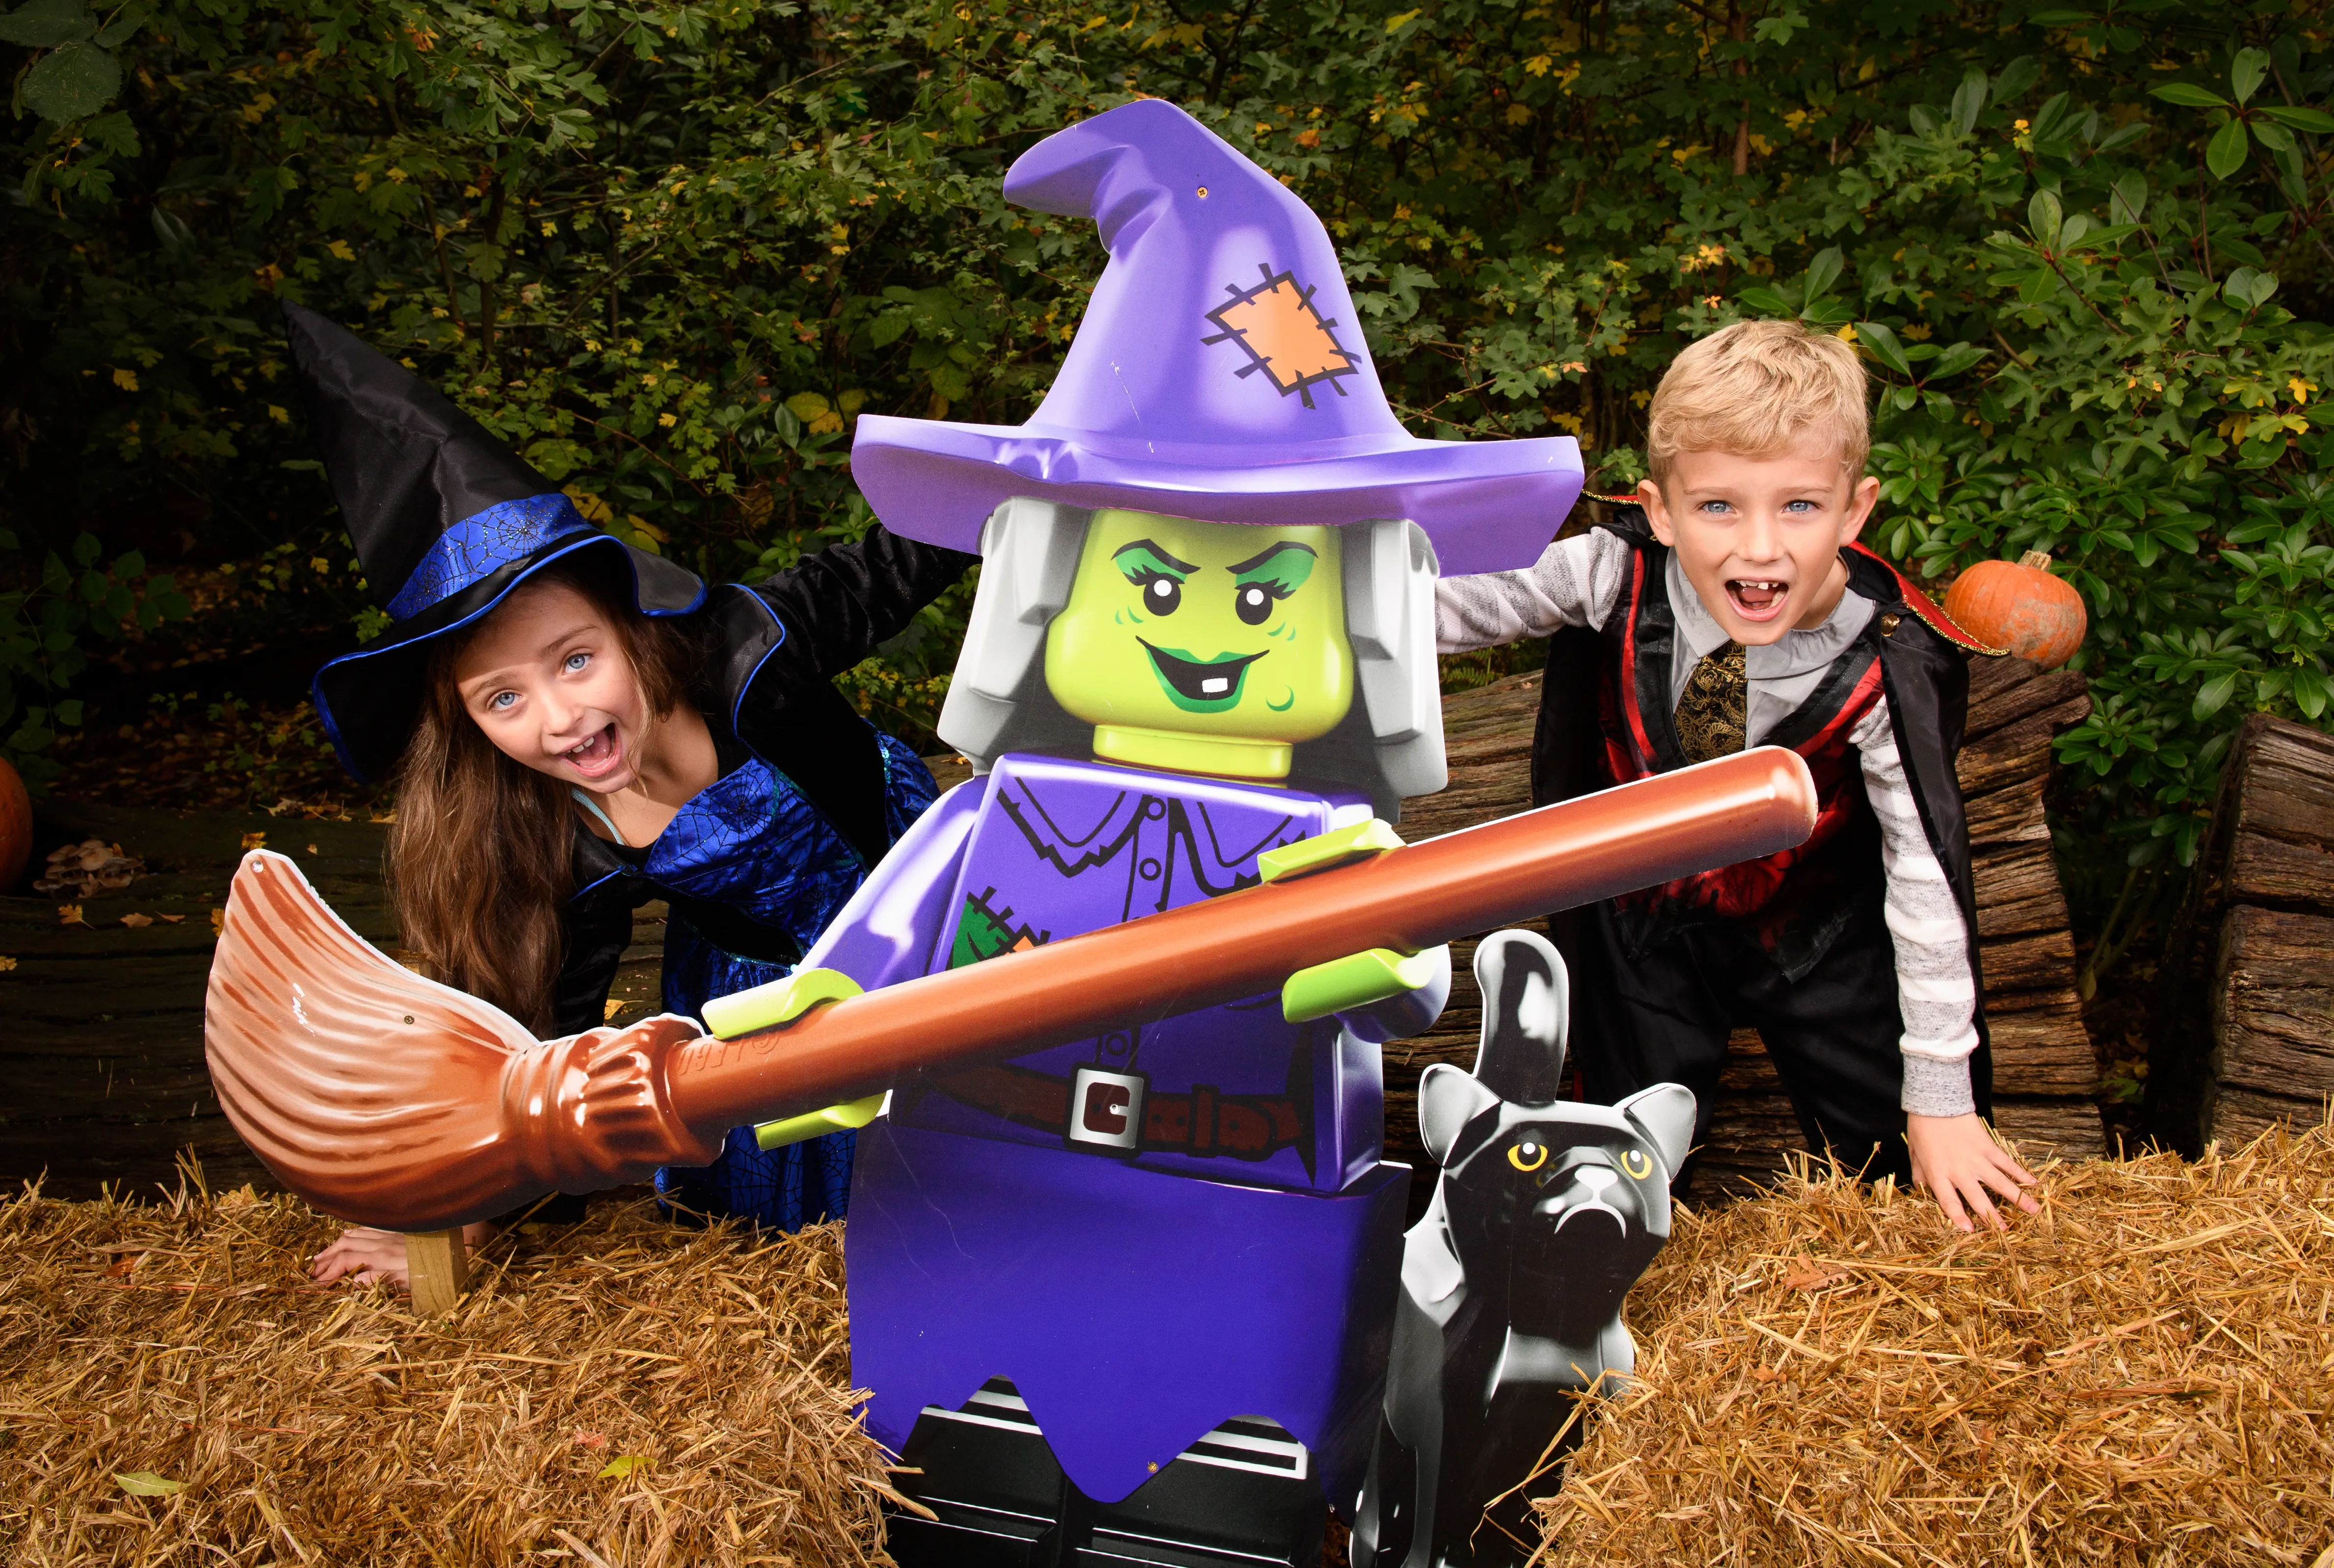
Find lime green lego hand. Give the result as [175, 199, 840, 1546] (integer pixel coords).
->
[697, 969, 879, 1152]
[1282, 946, 1445, 1024]
[700, 966, 863, 1040]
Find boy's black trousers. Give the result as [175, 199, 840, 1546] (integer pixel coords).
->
[1555, 898, 1991, 1192]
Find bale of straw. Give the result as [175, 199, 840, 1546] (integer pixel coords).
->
[0, 1165, 896, 1567]
[1535, 1126, 2334, 1567]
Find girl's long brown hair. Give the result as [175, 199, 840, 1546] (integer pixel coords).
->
[387, 561, 702, 1031]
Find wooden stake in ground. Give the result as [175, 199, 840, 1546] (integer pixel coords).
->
[405, 1228, 467, 1316]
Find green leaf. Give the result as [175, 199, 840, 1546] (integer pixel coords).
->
[2205, 114, 2250, 180]
[2149, 82, 2231, 109]
[2027, 9, 2094, 23]
[2027, 188, 2062, 246]
[1950, 68, 1987, 136]
[2193, 672, 2238, 719]
[22, 39, 121, 122]
[1737, 285, 1791, 316]
[114, 1472, 183, 1497]
[70, 532, 100, 568]
[1803, 246, 1843, 301]
[1856, 320, 1914, 378]
[2259, 105, 2334, 133]
[0, 0, 94, 47]
[2230, 46, 2269, 107]
[1991, 56, 2040, 104]
[93, 3, 142, 46]
[1929, 343, 1988, 378]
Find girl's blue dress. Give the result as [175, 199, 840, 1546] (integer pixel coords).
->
[572, 730, 938, 1231]
[546, 541, 974, 1233]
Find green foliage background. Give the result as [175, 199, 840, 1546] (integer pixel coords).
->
[2, 0, 2331, 889]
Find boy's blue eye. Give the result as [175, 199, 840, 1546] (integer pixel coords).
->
[1783, 499, 1817, 513]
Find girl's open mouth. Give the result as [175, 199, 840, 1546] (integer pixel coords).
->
[562, 724, 626, 780]
[1724, 578, 1791, 622]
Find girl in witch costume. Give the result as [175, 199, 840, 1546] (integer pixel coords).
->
[279, 305, 974, 1291]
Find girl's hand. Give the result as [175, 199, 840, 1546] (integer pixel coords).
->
[311, 1222, 497, 1292]
[1906, 1113, 2039, 1233]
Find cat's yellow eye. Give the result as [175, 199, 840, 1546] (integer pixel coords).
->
[1508, 1140, 1548, 1173]
[1620, 1149, 1652, 1180]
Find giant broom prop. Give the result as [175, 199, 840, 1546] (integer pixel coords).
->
[206, 749, 1818, 1231]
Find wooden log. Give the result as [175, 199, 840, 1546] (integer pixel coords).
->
[1970, 842, 2074, 939]
[405, 1229, 468, 1317]
[2152, 715, 2334, 1154]
[2210, 906, 2334, 1117]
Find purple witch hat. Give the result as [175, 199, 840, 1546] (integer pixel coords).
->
[850, 99, 1579, 576]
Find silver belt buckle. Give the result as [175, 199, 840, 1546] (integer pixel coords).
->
[1066, 1066, 1146, 1154]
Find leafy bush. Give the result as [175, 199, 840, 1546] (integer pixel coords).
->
[1, 0, 2329, 875]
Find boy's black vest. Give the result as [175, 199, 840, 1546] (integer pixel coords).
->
[1532, 512, 1994, 992]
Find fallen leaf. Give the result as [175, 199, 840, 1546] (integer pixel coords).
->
[240, 832, 267, 851]
[115, 1472, 184, 1497]
[158, 914, 185, 925]
[572, 1430, 609, 1449]
[1782, 1252, 1845, 1293]
[57, 904, 86, 927]
[210, 908, 225, 936]
[304, 843, 319, 855]
[120, 912, 154, 929]
[603, 999, 629, 1022]
[597, 1454, 651, 1480]
[0, 956, 15, 972]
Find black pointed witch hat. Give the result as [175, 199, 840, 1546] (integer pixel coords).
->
[286, 303, 705, 783]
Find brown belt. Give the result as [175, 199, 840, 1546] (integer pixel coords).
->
[936, 1062, 1305, 1160]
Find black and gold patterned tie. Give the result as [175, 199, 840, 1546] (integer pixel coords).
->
[1674, 641, 1747, 764]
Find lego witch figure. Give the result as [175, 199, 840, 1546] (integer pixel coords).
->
[772, 99, 1582, 1566]
[279, 305, 972, 1287]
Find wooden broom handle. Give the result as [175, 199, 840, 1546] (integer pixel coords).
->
[662, 747, 1819, 1138]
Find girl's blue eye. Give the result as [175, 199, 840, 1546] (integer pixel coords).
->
[565, 652, 591, 672]
[489, 691, 517, 711]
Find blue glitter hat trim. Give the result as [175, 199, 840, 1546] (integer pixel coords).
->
[384, 493, 594, 621]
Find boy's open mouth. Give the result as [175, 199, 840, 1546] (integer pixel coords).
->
[1139, 639, 1265, 712]
[1724, 578, 1792, 622]
[562, 723, 626, 780]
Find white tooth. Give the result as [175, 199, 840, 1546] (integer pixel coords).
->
[1201, 677, 1229, 694]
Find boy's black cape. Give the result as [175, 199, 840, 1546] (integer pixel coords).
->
[1530, 509, 1997, 1054]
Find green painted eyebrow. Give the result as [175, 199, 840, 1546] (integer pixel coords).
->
[1228, 541, 1318, 593]
[1113, 539, 1200, 580]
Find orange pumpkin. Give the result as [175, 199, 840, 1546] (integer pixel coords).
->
[0, 755, 29, 893]
[1944, 550, 2088, 670]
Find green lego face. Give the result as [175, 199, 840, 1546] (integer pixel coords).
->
[1045, 509, 1355, 749]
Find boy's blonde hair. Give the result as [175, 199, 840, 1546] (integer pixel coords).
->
[1646, 319, 1869, 482]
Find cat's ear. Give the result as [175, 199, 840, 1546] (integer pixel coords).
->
[1418, 1063, 1501, 1166]
[1617, 1082, 1697, 1177]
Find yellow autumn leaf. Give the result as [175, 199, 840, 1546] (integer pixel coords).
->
[241, 832, 267, 850]
[785, 391, 831, 421]
[328, 240, 355, 261]
[658, 411, 677, 428]
[597, 1454, 651, 1480]
[1384, 8, 1420, 31]
[0, 956, 18, 972]
[121, 912, 153, 929]
[116, 1472, 184, 1497]
[1523, 54, 1553, 76]
[564, 487, 614, 524]
[113, 368, 139, 392]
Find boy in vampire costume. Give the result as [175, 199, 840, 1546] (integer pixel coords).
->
[755, 100, 1582, 1565]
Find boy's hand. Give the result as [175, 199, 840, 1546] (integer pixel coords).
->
[1906, 1113, 2039, 1233]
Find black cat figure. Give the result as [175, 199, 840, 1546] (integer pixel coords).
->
[1351, 929, 1695, 1568]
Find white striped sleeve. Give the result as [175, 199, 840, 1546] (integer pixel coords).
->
[1850, 696, 1981, 1118]
[1434, 529, 1634, 653]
